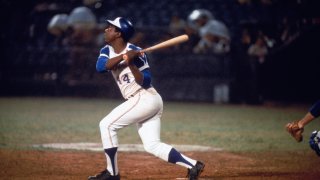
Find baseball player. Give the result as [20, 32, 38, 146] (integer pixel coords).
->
[88, 17, 205, 180]
[286, 100, 320, 142]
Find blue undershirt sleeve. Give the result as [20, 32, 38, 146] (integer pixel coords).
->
[141, 69, 152, 89]
[96, 56, 108, 73]
[310, 100, 320, 118]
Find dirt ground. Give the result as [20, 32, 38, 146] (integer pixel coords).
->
[1, 149, 319, 180]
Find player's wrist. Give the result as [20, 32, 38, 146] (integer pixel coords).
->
[297, 121, 304, 129]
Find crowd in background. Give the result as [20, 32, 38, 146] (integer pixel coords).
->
[1, 0, 319, 102]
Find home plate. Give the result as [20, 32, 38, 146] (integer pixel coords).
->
[33, 142, 222, 152]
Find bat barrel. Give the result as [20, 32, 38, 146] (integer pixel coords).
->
[141, 34, 189, 53]
[124, 34, 189, 59]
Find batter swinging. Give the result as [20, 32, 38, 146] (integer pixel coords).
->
[88, 17, 205, 180]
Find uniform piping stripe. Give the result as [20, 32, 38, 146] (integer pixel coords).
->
[100, 54, 109, 58]
[107, 93, 141, 147]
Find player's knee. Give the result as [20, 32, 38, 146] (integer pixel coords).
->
[143, 142, 173, 161]
[99, 119, 107, 129]
[99, 118, 114, 131]
[143, 141, 161, 155]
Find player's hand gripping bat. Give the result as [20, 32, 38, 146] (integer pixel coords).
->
[123, 34, 189, 61]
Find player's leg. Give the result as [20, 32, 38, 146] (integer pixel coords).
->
[137, 116, 205, 179]
[137, 115, 198, 168]
[94, 96, 143, 178]
[136, 91, 205, 179]
[97, 92, 165, 177]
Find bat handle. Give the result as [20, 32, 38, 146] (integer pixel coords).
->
[123, 51, 145, 61]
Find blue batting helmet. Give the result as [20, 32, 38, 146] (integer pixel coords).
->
[107, 17, 135, 41]
[309, 130, 320, 156]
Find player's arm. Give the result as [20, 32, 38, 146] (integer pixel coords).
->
[298, 100, 320, 128]
[128, 63, 143, 85]
[105, 55, 125, 70]
[96, 47, 125, 72]
[286, 100, 320, 142]
[124, 50, 151, 88]
[96, 55, 124, 72]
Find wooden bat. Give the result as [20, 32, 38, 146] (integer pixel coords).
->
[123, 34, 189, 60]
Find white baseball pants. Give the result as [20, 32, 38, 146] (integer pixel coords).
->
[99, 87, 173, 161]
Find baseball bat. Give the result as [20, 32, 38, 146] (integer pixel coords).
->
[123, 34, 189, 60]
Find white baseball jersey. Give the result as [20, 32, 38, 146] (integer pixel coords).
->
[97, 43, 149, 99]
[199, 19, 230, 40]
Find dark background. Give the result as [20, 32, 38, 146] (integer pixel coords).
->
[1, 0, 319, 103]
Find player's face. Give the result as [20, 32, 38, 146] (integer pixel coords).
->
[104, 24, 121, 43]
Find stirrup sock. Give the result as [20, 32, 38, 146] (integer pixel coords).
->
[104, 147, 118, 176]
[168, 148, 196, 169]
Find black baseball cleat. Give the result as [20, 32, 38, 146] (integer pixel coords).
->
[187, 161, 205, 180]
[88, 169, 120, 180]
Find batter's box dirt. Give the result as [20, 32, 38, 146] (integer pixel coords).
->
[0, 149, 319, 179]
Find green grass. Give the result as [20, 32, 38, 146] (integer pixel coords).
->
[0, 97, 319, 152]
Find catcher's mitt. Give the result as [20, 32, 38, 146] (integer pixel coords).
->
[286, 121, 304, 142]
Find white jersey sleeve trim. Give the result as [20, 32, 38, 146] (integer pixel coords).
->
[100, 54, 109, 58]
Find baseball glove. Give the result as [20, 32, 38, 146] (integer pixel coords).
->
[285, 121, 304, 142]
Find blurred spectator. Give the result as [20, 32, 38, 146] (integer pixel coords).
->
[247, 33, 268, 104]
[169, 14, 186, 36]
[278, 16, 300, 45]
[65, 6, 98, 84]
[66, 27, 98, 84]
[130, 31, 147, 48]
[164, 14, 187, 51]
[241, 28, 252, 47]
[188, 9, 231, 54]
[231, 27, 252, 104]
[238, 0, 251, 4]
[47, 14, 69, 37]
[248, 34, 268, 64]
[28, 1, 57, 48]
